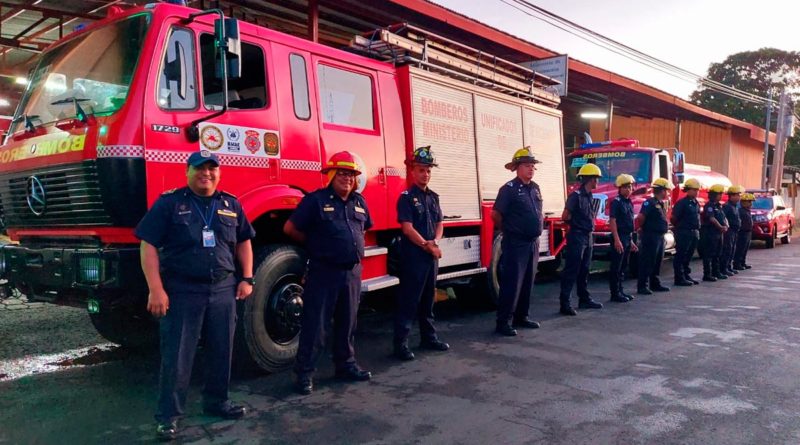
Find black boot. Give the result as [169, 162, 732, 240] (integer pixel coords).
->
[674, 278, 693, 286]
[393, 342, 415, 361]
[609, 293, 630, 303]
[495, 323, 518, 336]
[578, 299, 603, 309]
[686, 276, 700, 285]
[637, 287, 653, 295]
[420, 338, 450, 351]
[702, 275, 717, 282]
[560, 305, 578, 316]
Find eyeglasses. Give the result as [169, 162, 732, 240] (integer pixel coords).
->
[335, 170, 358, 178]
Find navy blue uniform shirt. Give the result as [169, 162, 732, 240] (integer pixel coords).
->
[135, 186, 256, 286]
[739, 206, 753, 231]
[289, 186, 372, 267]
[565, 187, 595, 234]
[701, 202, 728, 228]
[640, 197, 669, 234]
[672, 196, 700, 231]
[722, 202, 741, 230]
[397, 184, 442, 257]
[493, 177, 544, 240]
[609, 195, 635, 236]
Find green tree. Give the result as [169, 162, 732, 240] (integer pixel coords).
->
[690, 48, 800, 167]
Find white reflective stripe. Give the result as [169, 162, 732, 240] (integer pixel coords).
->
[280, 159, 321, 171]
[97, 145, 145, 158]
[145, 149, 270, 168]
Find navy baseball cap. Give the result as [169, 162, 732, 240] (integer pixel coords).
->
[187, 150, 220, 167]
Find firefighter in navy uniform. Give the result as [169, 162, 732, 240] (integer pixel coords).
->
[559, 163, 604, 316]
[492, 147, 545, 336]
[136, 150, 255, 442]
[720, 185, 744, 276]
[734, 193, 755, 270]
[608, 174, 638, 302]
[284, 151, 373, 395]
[700, 184, 729, 281]
[671, 178, 702, 286]
[636, 178, 673, 295]
[393, 146, 449, 360]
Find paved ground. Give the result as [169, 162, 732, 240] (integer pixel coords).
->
[2, 241, 800, 444]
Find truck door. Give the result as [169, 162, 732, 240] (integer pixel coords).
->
[143, 21, 279, 203]
[311, 56, 389, 229]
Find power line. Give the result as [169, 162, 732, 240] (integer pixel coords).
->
[500, 0, 771, 105]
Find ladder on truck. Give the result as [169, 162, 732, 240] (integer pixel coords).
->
[349, 23, 561, 107]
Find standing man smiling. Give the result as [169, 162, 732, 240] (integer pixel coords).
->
[136, 150, 255, 441]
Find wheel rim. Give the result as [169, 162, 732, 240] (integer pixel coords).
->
[264, 278, 304, 345]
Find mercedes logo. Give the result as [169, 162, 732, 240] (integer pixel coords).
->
[26, 176, 46, 216]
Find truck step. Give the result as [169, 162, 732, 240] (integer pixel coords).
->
[361, 275, 400, 292]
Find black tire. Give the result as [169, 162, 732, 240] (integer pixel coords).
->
[488, 233, 502, 307]
[766, 226, 776, 249]
[238, 245, 306, 373]
[89, 302, 158, 349]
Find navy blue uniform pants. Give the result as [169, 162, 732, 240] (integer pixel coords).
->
[560, 231, 592, 307]
[701, 228, 723, 276]
[637, 232, 665, 290]
[294, 261, 361, 377]
[394, 254, 438, 344]
[721, 229, 738, 272]
[673, 229, 699, 281]
[156, 281, 237, 423]
[609, 234, 632, 296]
[734, 230, 751, 267]
[497, 236, 540, 325]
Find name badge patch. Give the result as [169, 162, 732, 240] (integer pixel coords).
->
[217, 209, 237, 217]
[323, 205, 335, 212]
[354, 206, 366, 214]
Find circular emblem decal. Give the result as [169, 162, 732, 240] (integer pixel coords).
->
[26, 175, 46, 216]
[200, 125, 224, 151]
[350, 152, 367, 194]
[244, 130, 260, 153]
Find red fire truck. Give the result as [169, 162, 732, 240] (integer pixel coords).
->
[565, 139, 731, 263]
[0, 3, 568, 372]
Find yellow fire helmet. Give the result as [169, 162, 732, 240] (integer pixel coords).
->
[683, 178, 701, 190]
[652, 177, 674, 190]
[709, 184, 726, 194]
[741, 193, 756, 201]
[577, 163, 602, 178]
[727, 185, 745, 194]
[614, 174, 635, 187]
[504, 146, 541, 170]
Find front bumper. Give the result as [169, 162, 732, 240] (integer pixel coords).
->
[0, 244, 145, 306]
[751, 223, 772, 240]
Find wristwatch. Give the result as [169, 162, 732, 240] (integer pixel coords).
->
[431, 239, 440, 246]
[241, 277, 255, 285]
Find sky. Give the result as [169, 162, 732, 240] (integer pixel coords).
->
[431, 0, 800, 100]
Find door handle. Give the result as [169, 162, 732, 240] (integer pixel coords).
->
[378, 167, 386, 185]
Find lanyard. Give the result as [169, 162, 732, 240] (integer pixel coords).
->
[190, 196, 217, 229]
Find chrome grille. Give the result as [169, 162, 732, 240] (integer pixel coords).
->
[0, 161, 112, 227]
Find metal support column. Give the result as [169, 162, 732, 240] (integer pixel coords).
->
[308, 0, 319, 43]
[604, 98, 614, 140]
[762, 90, 773, 189]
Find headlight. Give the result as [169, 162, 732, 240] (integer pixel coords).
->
[753, 215, 768, 223]
[0, 248, 6, 276]
[78, 256, 104, 285]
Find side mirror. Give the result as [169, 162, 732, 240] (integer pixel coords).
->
[214, 18, 241, 79]
[672, 151, 685, 175]
[776, 205, 786, 211]
[163, 40, 188, 100]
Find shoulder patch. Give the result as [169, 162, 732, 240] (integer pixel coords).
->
[161, 188, 177, 195]
[400, 190, 409, 195]
[643, 200, 650, 206]
[506, 182, 514, 187]
[220, 190, 238, 199]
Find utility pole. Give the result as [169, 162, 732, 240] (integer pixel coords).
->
[770, 91, 790, 190]
[762, 90, 773, 189]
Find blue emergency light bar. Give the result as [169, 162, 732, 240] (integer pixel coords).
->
[580, 139, 639, 149]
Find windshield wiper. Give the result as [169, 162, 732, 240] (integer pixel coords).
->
[10, 113, 42, 133]
[50, 97, 93, 124]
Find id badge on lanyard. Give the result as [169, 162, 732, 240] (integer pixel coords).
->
[191, 198, 217, 248]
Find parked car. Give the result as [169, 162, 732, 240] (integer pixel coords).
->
[748, 190, 794, 248]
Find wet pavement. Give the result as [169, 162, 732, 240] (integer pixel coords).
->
[2, 241, 800, 444]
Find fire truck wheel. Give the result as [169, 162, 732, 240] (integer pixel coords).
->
[238, 245, 306, 373]
[89, 305, 158, 349]
[487, 233, 502, 307]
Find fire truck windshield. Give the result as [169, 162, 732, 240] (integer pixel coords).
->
[567, 151, 652, 185]
[9, 13, 150, 135]
[752, 197, 773, 210]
